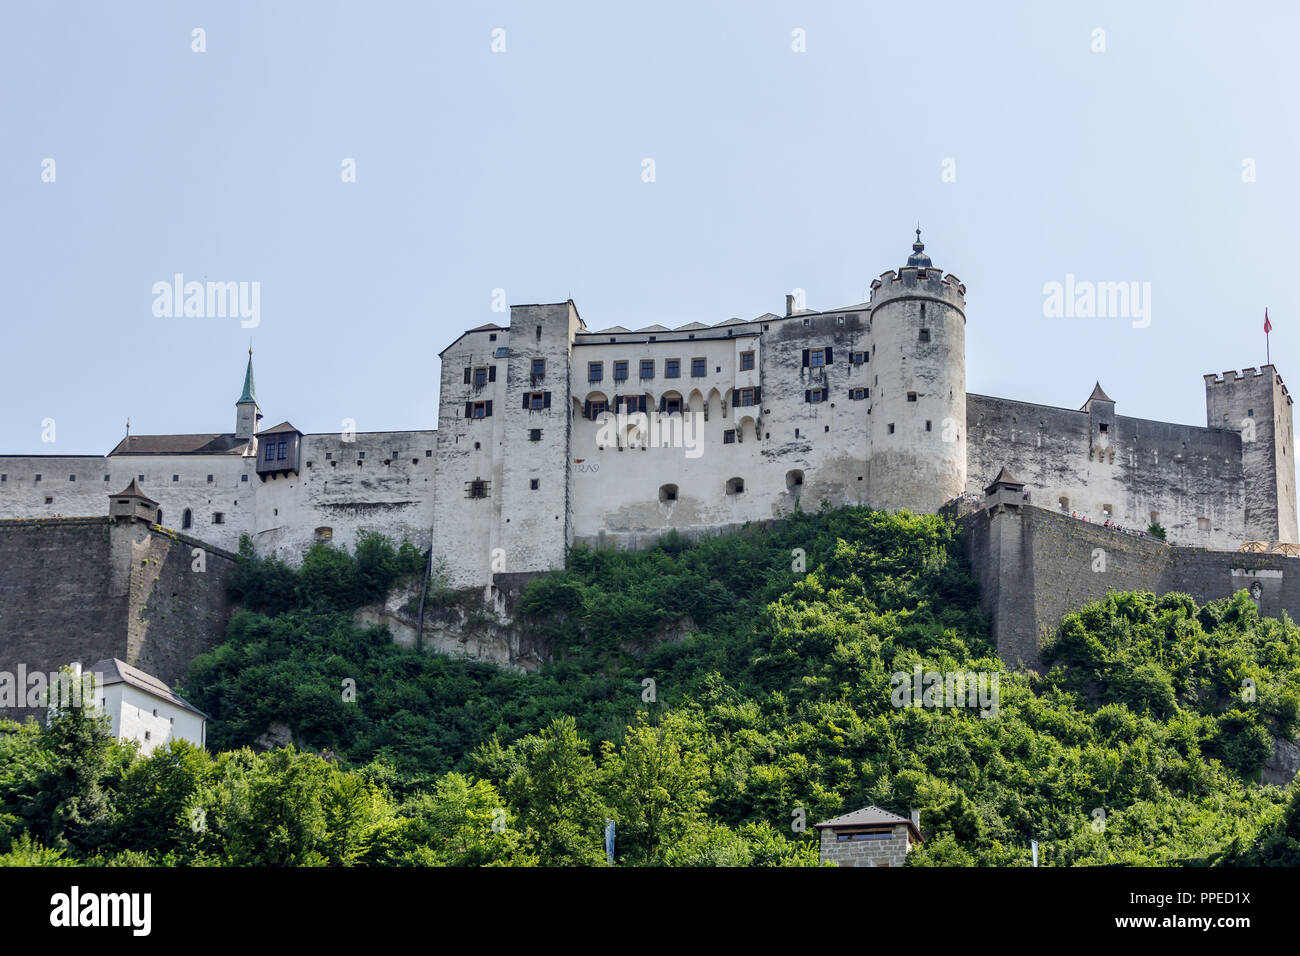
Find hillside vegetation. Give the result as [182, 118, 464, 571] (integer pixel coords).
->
[3, 509, 1299, 866]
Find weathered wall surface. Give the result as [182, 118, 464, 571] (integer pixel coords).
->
[252, 429, 436, 563]
[0, 517, 238, 719]
[967, 393, 1247, 550]
[966, 503, 1300, 670]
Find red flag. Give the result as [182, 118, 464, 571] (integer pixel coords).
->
[1265, 308, 1272, 334]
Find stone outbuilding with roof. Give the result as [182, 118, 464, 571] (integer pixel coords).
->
[814, 805, 923, 867]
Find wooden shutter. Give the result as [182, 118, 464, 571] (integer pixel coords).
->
[584, 400, 592, 419]
[825, 347, 833, 365]
[463, 368, 471, 384]
[464, 401, 472, 418]
[523, 393, 530, 409]
[485, 401, 493, 417]
[753, 386, 761, 403]
[805, 390, 811, 403]
[802, 349, 810, 367]
[544, 392, 551, 409]
[489, 366, 496, 382]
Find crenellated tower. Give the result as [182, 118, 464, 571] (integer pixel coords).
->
[1205, 366, 1298, 544]
[866, 231, 967, 512]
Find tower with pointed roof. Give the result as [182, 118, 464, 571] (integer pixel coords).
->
[235, 349, 262, 443]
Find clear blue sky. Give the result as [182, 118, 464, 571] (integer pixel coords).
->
[2, 1, 1296, 460]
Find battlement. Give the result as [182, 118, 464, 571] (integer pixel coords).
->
[1203, 365, 1291, 404]
[869, 269, 967, 308]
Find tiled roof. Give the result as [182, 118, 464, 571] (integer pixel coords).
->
[87, 658, 208, 718]
[258, 421, 302, 436]
[815, 805, 911, 829]
[112, 477, 157, 504]
[108, 433, 248, 456]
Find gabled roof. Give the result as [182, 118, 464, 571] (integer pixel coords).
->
[87, 658, 209, 718]
[109, 433, 249, 456]
[259, 421, 302, 436]
[674, 322, 710, 331]
[814, 805, 921, 841]
[112, 477, 157, 505]
[636, 324, 671, 333]
[593, 325, 631, 334]
[715, 317, 745, 326]
[1081, 381, 1114, 409]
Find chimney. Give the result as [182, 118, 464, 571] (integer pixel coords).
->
[785, 294, 795, 317]
[909, 808, 921, 833]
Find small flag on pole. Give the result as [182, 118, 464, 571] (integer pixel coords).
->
[1265, 309, 1273, 366]
[1265, 308, 1272, 334]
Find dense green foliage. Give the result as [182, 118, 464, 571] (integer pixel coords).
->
[3, 507, 1298, 865]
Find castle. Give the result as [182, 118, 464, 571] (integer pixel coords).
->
[2, 232, 1296, 597]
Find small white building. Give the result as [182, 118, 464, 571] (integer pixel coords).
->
[86, 658, 207, 754]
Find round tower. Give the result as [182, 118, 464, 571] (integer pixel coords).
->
[866, 230, 967, 513]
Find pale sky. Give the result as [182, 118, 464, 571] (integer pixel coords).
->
[2, 1, 1296, 478]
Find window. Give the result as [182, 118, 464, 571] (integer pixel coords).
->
[691, 357, 706, 377]
[530, 478, 540, 490]
[529, 428, 542, 441]
[277, 441, 287, 460]
[1099, 423, 1109, 433]
[326, 452, 332, 460]
[805, 388, 827, 403]
[524, 391, 551, 410]
[659, 484, 678, 502]
[665, 359, 681, 378]
[532, 358, 546, 377]
[182, 509, 192, 529]
[44, 496, 53, 505]
[213, 512, 225, 524]
[315, 526, 333, 542]
[426, 450, 432, 457]
[888, 423, 895, 434]
[660, 395, 682, 415]
[588, 362, 604, 382]
[468, 400, 492, 419]
[614, 360, 629, 381]
[104, 475, 110, 481]
[852, 351, 868, 365]
[835, 831, 892, 842]
[206, 474, 214, 483]
[919, 328, 930, 343]
[738, 387, 756, 407]
[726, 477, 745, 495]
[786, 470, 804, 490]
[467, 479, 489, 499]
[34, 474, 41, 482]
[740, 351, 755, 371]
[926, 420, 932, 431]
[241, 475, 248, 482]
[640, 359, 655, 379]
[264, 444, 275, 461]
[809, 348, 826, 367]
[723, 430, 736, 444]
[473, 366, 489, 387]
[849, 388, 868, 400]
[587, 399, 608, 419]
[907, 392, 918, 403]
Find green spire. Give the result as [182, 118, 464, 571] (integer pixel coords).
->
[238, 349, 257, 405]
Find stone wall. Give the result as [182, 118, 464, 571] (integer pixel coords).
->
[965, 502, 1300, 670]
[817, 825, 912, 867]
[0, 516, 238, 720]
